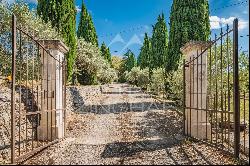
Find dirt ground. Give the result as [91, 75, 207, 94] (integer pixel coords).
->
[24, 84, 247, 165]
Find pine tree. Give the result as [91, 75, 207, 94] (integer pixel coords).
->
[138, 33, 152, 69]
[124, 50, 136, 72]
[37, 0, 77, 82]
[167, 0, 210, 71]
[151, 13, 168, 69]
[100, 42, 112, 63]
[77, 0, 98, 46]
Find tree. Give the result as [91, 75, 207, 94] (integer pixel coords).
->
[111, 56, 127, 82]
[167, 0, 210, 72]
[37, 0, 77, 82]
[77, 0, 98, 46]
[100, 42, 112, 63]
[124, 50, 137, 72]
[75, 39, 117, 85]
[138, 33, 152, 69]
[151, 13, 168, 69]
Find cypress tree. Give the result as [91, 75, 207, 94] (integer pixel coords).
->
[151, 13, 168, 69]
[100, 42, 112, 63]
[124, 50, 136, 72]
[77, 0, 98, 46]
[37, 0, 77, 82]
[167, 0, 210, 71]
[138, 33, 152, 69]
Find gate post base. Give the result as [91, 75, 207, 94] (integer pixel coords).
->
[192, 123, 212, 140]
[37, 124, 64, 141]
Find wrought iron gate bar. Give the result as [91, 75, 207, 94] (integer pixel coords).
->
[16, 27, 63, 64]
[9, 15, 67, 164]
[183, 18, 248, 159]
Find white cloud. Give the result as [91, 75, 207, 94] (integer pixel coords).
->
[209, 16, 222, 29]
[75, 5, 81, 13]
[238, 20, 249, 30]
[210, 16, 249, 30]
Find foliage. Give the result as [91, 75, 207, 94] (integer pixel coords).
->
[207, 38, 249, 121]
[167, 0, 210, 72]
[208, 38, 249, 95]
[124, 65, 183, 105]
[0, 2, 63, 78]
[149, 68, 165, 95]
[125, 67, 141, 85]
[100, 42, 112, 63]
[97, 67, 118, 84]
[37, 0, 77, 82]
[164, 65, 183, 104]
[111, 56, 126, 82]
[75, 39, 117, 85]
[0, 46, 11, 77]
[151, 13, 168, 69]
[137, 68, 150, 89]
[124, 49, 137, 72]
[239, 52, 249, 92]
[125, 67, 150, 89]
[77, 0, 98, 46]
[0, 2, 64, 41]
[138, 33, 152, 69]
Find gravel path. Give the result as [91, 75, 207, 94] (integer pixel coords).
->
[24, 84, 245, 165]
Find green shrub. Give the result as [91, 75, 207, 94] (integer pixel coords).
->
[0, 2, 64, 80]
[165, 65, 183, 105]
[150, 68, 165, 95]
[137, 68, 150, 90]
[124, 66, 183, 105]
[75, 39, 117, 85]
[125, 67, 140, 85]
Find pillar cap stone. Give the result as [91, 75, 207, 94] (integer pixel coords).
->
[180, 41, 212, 55]
[39, 40, 69, 54]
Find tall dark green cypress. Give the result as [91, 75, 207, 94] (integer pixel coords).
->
[37, 0, 77, 82]
[100, 42, 112, 63]
[77, 0, 98, 46]
[151, 13, 168, 69]
[138, 33, 152, 69]
[124, 50, 136, 72]
[167, 0, 210, 71]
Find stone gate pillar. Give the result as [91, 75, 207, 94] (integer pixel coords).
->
[181, 41, 211, 140]
[37, 40, 68, 141]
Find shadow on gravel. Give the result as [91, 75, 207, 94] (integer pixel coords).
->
[74, 101, 174, 114]
[69, 87, 85, 112]
[135, 111, 183, 139]
[16, 86, 40, 137]
[101, 138, 180, 158]
[101, 139, 213, 165]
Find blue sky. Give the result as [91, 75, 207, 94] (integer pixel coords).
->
[3, 0, 249, 57]
[78, 0, 249, 57]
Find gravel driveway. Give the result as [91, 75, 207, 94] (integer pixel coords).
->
[24, 84, 245, 165]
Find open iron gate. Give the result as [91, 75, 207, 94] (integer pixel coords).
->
[10, 15, 67, 163]
[183, 19, 249, 159]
